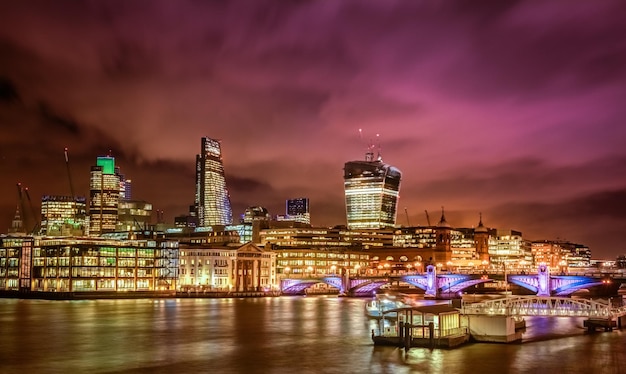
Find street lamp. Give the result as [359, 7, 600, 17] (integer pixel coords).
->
[330, 265, 336, 274]
[354, 264, 361, 275]
[306, 266, 313, 276]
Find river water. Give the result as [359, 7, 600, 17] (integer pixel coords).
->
[0, 296, 624, 374]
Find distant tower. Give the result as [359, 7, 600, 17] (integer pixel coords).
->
[8, 205, 24, 234]
[474, 213, 490, 262]
[117, 169, 132, 201]
[286, 198, 310, 224]
[344, 136, 401, 229]
[195, 137, 233, 226]
[89, 156, 120, 235]
[434, 207, 452, 263]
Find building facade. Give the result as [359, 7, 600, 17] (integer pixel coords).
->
[277, 198, 311, 225]
[178, 242, 276, 292]
[116, 200, 153, 232]
[488, 229, 533, 270]
[0, 234, 179, 292]
[195, 137, 233, 226]
[344, 149, 401, 229]
[40, 195, 87, 236]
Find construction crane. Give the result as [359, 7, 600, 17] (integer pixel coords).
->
[24, 187, 40, 234]
[424, 210, 431, 226]
[64, 147, 76, 199]
[404, 207, 411, 227]
[16, 183, 27, 232]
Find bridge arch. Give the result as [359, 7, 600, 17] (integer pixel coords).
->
[280, 276, 344, 294]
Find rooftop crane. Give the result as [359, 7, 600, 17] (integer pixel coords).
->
[24, 187, 40, 234]
[16, 183, 27, 232]
[64, 147, 76, 199]
[424, 210, 431, 226]
[404, 207, 411, 227]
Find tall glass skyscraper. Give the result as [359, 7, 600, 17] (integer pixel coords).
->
[344, 149, 401, 229]
[89, 156, 120, 235]
[195, 137, 233, 226]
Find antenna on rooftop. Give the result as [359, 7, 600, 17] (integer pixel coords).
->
[359, 128, 377, 162]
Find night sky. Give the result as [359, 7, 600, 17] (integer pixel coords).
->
[1, 1, 625, 258]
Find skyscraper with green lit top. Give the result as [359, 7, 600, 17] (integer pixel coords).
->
[89, 156, 120, 235]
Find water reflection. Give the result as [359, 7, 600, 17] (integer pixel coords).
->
[0, 297, 625, 373]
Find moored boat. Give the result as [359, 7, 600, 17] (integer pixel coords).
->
[365, 294, 406, 318]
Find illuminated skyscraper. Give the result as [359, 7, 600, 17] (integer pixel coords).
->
[344, 147, 401, 229]
[195, 137, 233, 226]
[89, 156, 120, 235]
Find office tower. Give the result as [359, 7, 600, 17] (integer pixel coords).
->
[284, 198, 310, 224]
[344, 146, 401, 229]
[117, 170, 131, 201]
[89, 156, 120, 235]
[40, 195, 87, 236]
[195, 137, 233, 226]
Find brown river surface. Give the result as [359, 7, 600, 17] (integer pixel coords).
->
[0, 296, 625, 373]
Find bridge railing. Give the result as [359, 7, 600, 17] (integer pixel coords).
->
[460, 296, 621, 318]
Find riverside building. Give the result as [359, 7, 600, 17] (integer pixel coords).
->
[178, 242, 276, 292]
[0, 234, 179, 292]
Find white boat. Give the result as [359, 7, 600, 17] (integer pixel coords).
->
[365, 294, 406, 318]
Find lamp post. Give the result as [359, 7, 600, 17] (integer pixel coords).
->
[354, 264, 361, 276]
[330, 265, 336, 275]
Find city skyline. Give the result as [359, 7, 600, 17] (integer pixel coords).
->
[1, 1, 625, 257]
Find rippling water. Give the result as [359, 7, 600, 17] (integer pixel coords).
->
[0, 297, 624, 374]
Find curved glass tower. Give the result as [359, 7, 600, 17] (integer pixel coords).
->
[195, 137, 233, 226]
[344, 150, 401, 229]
